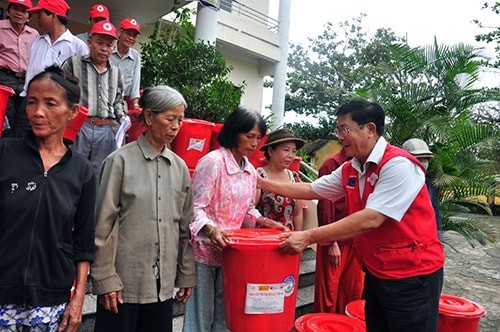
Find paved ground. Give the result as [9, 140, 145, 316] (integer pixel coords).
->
[174, 213, 500, 332]
[441, 213, 500, 331]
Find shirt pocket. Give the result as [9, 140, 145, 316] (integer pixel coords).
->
[171, 189, 188, 222]
[374, 241, 422, 272]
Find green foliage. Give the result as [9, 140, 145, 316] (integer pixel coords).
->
[140, 7, 244, 123]
[474, 1, 500, 67]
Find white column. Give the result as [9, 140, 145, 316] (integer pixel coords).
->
[271, 0, 291, 128]
[194, 2, 219, 44]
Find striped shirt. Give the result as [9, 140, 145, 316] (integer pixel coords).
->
[62, 55, 125, 120]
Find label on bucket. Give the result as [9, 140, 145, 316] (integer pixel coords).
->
[244, 283, 285, 314]
[187, 137, 206, 152]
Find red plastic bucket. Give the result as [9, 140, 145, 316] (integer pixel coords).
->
[288, 156, 302, 173]
[222, 229, 300, 332]
[438, 294, 485, 332]
[63, 105, 88, 142]
[0, 85, 15, 138]
[295, 313, 366, 332]
[210, 122, 223, 151]
[345, 299, 366, 321]
[170, 118, 214, 169]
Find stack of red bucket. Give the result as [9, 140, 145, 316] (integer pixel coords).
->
[342, 295, 486, 332]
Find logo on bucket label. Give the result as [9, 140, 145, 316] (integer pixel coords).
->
[187, 138, 206, 152]
[282, 274, 296, 297]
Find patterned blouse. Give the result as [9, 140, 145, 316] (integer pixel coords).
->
[189, 148, 261, 267]
[256, 168, 299, 230]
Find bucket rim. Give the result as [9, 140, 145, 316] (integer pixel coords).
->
[439, 294, 486, 318]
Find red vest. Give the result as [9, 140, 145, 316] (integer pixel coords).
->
[342, 143, 444, 279]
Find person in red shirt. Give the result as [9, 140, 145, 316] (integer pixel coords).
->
[0, 0, 39, 136]
[314, 148, 364, 314]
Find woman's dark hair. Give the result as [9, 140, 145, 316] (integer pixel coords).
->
[336, 98, 385, 136]
[217, 106, 267, 149]
[27, 65, 80, 107]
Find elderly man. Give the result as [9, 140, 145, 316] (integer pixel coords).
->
[110, 18, 141, 110]
[62, 21, 126, 176]
[0, 0, 39, 136]
[259, 98, 444, 332]
[76, 3, 110, 42]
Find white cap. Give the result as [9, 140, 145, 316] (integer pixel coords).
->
[402, 138, 434, 160]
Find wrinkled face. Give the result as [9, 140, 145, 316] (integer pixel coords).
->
[118, 28, 139, 49]
[145, 104, 185, 146]
[235, 123, 262, 158]
[8, 4, 30, 26]
[268, 141, 297, 169]
[88, 34, 116, 66]
[26, 78, 77, 138]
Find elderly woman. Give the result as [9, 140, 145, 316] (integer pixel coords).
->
[0, 65, 96, 332]
[91, 85, 195, 332]
[182, 106, 285, 332]
[255, 128, 305, 231]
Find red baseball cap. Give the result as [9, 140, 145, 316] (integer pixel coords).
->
[90, 20, 117, 39]
[8, 0, 33, 9]
[89, 4, 109, 20]
[27, 0, 70, 17]
[119, 18, 140, 34]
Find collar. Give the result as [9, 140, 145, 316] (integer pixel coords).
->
[42, 29, 74, 44]
[24, 131, 73, 162]
[220, 147, 253, 175]
[136, 134, 173, 163]
[82, 54, 111, 70]
[351, 136, 387, 173]
[113, 46, 134, 59]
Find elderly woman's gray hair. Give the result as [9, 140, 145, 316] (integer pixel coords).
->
[138, 85, 187, 114]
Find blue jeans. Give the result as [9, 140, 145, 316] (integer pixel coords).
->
[182, 262, 230, 332]
[364, 267, 443, 332]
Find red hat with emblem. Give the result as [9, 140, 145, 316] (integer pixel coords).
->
[89, 4, 110, 20]
[27, 0, 70, 17]
[90, 20, 117, 39]
[119, 18, 140, 34]
[8, 0, 33, 9]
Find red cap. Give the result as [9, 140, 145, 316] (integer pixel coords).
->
[119, 18, 140, 34]
[8, 0, 33, 9]
[89, 4, 109, 20]
[90, 20, 117, 39]
[27, 0, 70, 17]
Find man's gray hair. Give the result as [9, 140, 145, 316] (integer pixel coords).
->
[139, 85, 187, 113]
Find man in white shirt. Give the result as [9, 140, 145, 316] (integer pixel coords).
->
[15, 0, 88, 137]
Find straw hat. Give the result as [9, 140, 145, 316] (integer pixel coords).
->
[402, 138, 434, 160]
[260, 128, 305, 151]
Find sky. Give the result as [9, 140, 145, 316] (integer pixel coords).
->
[281, 0, 496, 54]
[264, 0, 499, 114]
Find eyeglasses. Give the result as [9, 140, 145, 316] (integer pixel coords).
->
[334, 124, 364, 137]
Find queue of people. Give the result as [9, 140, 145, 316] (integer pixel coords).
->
[0, 2, 448, 331]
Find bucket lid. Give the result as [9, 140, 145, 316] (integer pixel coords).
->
[224, 228, 289, 247]
[0, 85, 15, 96]
[345, 299, 366, 321]
[296, 313, 366, 332]
[439, 294, 485, 318]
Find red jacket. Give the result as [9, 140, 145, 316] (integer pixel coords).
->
[342, 143, 444, 279]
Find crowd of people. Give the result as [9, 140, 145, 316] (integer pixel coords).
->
[0, 1, 445, 331]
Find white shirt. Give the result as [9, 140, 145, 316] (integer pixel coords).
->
[311, 137, 425, 221]
[21, 29, 89, 96]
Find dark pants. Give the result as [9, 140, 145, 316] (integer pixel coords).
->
[0, 70, 26, 138]
[364, 267, 443, 332]
[94, 299, 173, 332]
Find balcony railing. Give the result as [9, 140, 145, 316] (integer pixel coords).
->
[221, 0, 279, 33]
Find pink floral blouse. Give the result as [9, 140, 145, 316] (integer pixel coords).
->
[189, 148, 261, 266]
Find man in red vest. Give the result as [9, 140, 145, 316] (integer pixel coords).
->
[259, 98, 444, 332]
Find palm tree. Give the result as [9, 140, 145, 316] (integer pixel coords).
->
[358, 40, 500, 247]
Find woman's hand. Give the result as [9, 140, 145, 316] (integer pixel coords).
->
[175, 287, 193, 303]
[207, 226, 228, 252]
[98, 291, 123, 314]
[58, 292, 84, 332]
[260, 217, 287, 231]
[328, 241, 342, 268]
